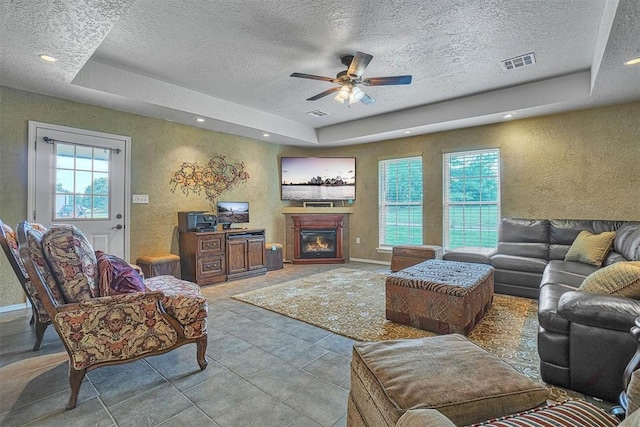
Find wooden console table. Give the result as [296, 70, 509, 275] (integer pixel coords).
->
[179, 228, 266, 286]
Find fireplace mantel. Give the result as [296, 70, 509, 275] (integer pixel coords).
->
[282, 207, 354, 214]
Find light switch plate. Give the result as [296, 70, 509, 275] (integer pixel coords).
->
[132, 194, 149, 204]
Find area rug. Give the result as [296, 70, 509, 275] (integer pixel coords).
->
[232, 267, 582, 402]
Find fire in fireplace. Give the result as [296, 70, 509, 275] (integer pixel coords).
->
[300, 229, 337, 258]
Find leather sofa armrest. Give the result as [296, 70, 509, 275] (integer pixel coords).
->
[558, 291, 640, 332]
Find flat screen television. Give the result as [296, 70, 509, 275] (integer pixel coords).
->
[217, 201, 249, 228]
[281, 157, 356, 201]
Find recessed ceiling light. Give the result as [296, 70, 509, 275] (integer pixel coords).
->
[262, 133, 270, 137]
[403, 130, 411, 134]
[624, 57, 640, 66]
[39, 54, 57, 62]
[196, 118, 205, 122]
[502, 113, 514, 119]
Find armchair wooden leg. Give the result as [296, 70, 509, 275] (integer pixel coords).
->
[32, 320, 48, 351]
[66, 367, 86, 410]
[196, 335, 208, 370]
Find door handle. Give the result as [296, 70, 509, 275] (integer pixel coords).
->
[112, 224, 123, 230]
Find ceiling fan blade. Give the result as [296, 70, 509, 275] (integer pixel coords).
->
[362, 75, 412, 86]
[347, 52, 373, 79]
[290, 72, 337, 83]
[360, 92, 375, 105]
[307, 86, 341, 101]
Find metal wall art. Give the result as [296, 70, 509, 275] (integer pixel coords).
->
[170, 155, 249, 208]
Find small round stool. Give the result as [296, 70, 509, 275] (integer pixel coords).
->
[265, 243, 283, 271]
[136, 254, 181, 279]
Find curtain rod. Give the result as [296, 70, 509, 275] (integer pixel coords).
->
[41, 136, 121, 155]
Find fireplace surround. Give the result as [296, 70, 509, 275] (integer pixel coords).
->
[292, 214, 345, 264]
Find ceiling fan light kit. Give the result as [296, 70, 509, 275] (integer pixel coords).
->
[334, 85, 365, 104]
[291, 51, 412, 105]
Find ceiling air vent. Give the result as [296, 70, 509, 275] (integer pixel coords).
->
[502, 52, 536, 70]
[306, 109, 330, 118]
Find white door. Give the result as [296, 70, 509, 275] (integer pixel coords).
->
[28, 122, 130, 259]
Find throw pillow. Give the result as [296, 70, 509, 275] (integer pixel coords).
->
[41, 224, 98, 302]
[564, 230, 616, 267]
[96, 251, 146, 296]
[579, 261, 640, 298]
[472, 399, 619, 427]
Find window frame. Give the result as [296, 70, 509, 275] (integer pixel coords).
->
[442, 148, 501, 251]
[378, 155, 423, 250]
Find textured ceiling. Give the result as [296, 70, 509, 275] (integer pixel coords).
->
[1, 0, 639, 146]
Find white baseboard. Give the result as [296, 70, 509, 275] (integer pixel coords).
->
[0, 303, 29, 314]
[349, 257, 391, 266]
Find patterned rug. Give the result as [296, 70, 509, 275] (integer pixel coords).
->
[233, 267, 583, 402]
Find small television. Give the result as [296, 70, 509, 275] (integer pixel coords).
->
[281, 157, 356, 201]
[217, 201, 249, 228]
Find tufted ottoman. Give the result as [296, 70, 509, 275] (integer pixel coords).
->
[347, 334, 549, 427]
[386, 259, 494, 334]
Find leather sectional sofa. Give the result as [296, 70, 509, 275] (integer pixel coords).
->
[444, 218, 640, 402]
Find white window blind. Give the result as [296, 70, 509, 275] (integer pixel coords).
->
[443, 149, 500, 251]
[378, 156, 423, 247]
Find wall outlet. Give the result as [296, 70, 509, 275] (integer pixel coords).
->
[132, 194, 149, 204]
[355, 237, 361, 244]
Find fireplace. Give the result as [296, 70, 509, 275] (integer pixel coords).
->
[300, 229, 337, 259]
[292, 214, 345, 264]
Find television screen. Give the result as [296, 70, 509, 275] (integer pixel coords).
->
[281, 157, 356, 201]
[217, 201, 249, 224]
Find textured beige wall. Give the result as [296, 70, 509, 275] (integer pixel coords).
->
[1, 85, 639, 307]
[282, 102, 640, 262]
[0, 86, 284, 307]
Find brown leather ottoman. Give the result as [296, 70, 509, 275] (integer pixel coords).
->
[386, 259, 494, 334]
[390, 244, 443, 272]
[265, 243, 283, 270]
[347, 334, 549, 427]
[137, 254, 181, 279]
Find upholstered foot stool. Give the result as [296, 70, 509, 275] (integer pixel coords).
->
[386, 259, 494, 334]
[347, 334, 549, 427]
[390, 244, 443, 272]
[137, 254, 181, 279]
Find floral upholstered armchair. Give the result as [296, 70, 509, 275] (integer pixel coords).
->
[16, 221, 208, 410]
[0, 220, 51, 350]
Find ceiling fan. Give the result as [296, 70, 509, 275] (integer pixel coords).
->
[290, 51, 412, 105]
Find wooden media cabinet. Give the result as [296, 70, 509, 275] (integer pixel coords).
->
[179, 228, 266, 286]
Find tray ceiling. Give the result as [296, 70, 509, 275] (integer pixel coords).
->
[1, 0, 639, 146]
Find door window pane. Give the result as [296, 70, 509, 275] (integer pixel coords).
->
[93, 149, 110, 172]
[54, 142, 111, 220]
[75, 146, 93, 170]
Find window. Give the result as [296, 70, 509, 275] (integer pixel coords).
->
[443, 149, 500, 250]
[378, 156, 423, 248]
[55, 142, 110, 220]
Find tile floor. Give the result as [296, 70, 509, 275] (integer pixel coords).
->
[0, 262, 387, 427]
